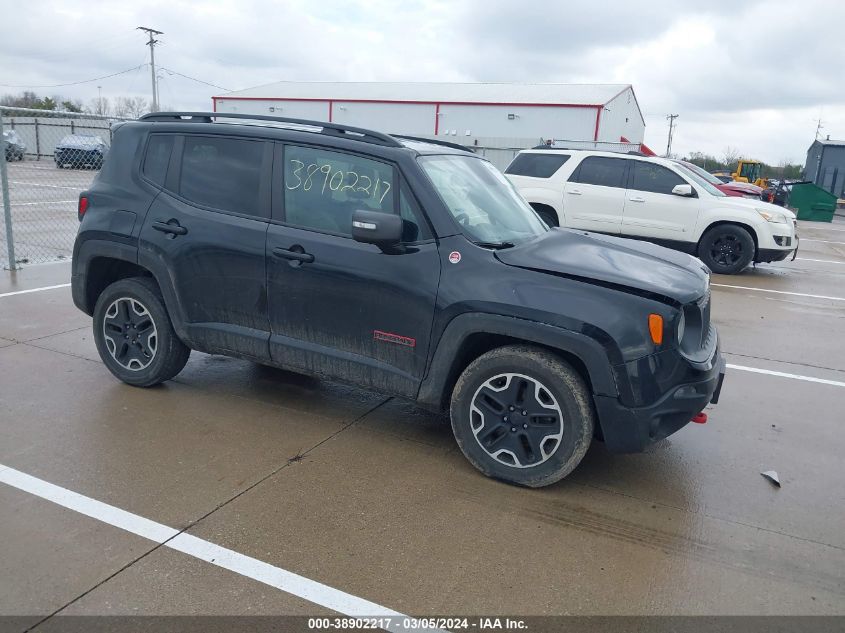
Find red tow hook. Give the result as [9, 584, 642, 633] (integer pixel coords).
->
[692, 412, 708, 424]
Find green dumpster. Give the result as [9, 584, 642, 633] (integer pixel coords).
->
[788, 183, 837, 222]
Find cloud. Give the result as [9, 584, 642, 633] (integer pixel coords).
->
[0, 0, 841, 163]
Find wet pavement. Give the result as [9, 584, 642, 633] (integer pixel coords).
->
[1, 219, 844, 626]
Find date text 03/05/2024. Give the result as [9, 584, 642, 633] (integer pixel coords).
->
[307, 616, 528, 630]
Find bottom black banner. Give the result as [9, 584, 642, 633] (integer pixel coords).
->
[2, 616, 844, 633]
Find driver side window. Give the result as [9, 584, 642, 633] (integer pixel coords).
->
[283, 146, 394, 236]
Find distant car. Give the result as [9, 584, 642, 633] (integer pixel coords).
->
[677, 161, 763, 198]
[711, 171, 733, 183]
[54, 134, 107, 169]
[2, 130, 26, 161]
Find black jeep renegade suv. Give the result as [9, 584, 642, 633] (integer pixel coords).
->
[71, 112, 725, 487]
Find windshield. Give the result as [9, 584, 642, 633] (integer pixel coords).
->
[419, 155, 547, 245]
[740, 162, 761, 182]
[681, 161, 723, 186]
[674, 163, 726, 197]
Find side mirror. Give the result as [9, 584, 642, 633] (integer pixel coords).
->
[672, 183, 696, 197]
[351, 210, 403, 248]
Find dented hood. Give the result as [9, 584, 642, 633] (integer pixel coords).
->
[495, 229, 709, 304]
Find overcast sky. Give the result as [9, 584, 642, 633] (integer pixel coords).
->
[2, 0, 842, 164]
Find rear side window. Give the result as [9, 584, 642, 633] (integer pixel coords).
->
[630, 161, 686, 195]
[284, 145, 397, 237]
[505, 153, 570, 178]
[570, 157, 627, 188]
[179, 136, 264, 217]
[142, 135, 173, 186]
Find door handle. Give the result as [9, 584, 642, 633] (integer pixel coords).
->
[152, 220, 188, 236]
[628, 196, 646, 203]
[569, 189, 582, 196]
[272, 246, 315, 264]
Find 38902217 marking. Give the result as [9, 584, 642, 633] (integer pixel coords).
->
[286, 160, 391, 205]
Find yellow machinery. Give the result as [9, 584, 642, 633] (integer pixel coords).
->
[732, 160, 768, 188]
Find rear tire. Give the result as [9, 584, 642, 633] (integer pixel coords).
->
[92, 277, 190, 387]
[698, 224, 755, 274]
[450, 345, 594, 487]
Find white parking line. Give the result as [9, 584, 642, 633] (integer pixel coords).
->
[11, 200, 78, 207]
[796, 257, 845, 265]
[9, 181, 82, 191]
[800, 238, 845, 245]
[727, 364, 845, 388]
[712, 283, 845, 302]
[0, 464, 419, 632]
[0, 283, 70, 298]
[800, 225, 845, 232]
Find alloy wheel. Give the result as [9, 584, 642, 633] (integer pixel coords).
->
[469, 373, 564, 468]
[102, 297, 158, 371]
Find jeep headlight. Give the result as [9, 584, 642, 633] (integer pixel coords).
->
[676, 310, 686, 344]
[756, 208, 787, 224]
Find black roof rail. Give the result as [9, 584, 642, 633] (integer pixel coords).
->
[138, 111, 403, 148]
[390, 134, 474, 153]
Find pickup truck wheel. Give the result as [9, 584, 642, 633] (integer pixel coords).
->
[698, 225, 754, 274]
[450, 345, 594, 487]
[92, 277, 190, 387]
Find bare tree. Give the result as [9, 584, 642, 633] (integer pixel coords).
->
[86, 97, 110, 116]
[125, 96, 149, 119]
[112, 97, 130, 118]
[722, 146, 741, 171]
[113, 96, 149, 119]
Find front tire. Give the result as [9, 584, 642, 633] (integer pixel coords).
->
[450, 345, 594, 487]
[698, 224, 755, 274]
[92, 277, 190, 387]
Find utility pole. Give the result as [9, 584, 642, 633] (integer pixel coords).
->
[97, 86, 103, 115]
[137, 26, 163, 112]
[665, 114, 679, 157]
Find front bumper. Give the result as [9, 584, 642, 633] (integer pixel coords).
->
[756, 246, 794, 263]
[593, 346, 725, 453]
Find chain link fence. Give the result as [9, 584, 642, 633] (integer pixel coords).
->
[0, 106, 130, 269]
[0, 113, 649, 269]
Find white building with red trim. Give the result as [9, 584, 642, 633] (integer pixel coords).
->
[212, 82, 649, 168]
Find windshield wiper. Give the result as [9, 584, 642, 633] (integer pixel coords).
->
[474, 241, 515, 249]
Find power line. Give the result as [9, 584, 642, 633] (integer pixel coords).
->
[158, 67, 231, 92]
[0, 65, 145, 89]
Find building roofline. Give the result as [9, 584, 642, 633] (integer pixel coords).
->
[212, 95, 605, 109]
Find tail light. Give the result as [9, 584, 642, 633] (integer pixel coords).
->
[78, 195, 89, 221]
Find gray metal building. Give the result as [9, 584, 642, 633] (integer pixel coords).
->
[804, 138, 845, 197]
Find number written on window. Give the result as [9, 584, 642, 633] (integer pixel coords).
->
[286, 159, 391, 205]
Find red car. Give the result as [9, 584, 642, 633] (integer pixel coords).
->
[676, 160, 763, 199]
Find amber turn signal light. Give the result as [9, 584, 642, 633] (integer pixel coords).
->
[648, 314, 664, 345]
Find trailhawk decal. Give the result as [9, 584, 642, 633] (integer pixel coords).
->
[373, 330, 416, 348]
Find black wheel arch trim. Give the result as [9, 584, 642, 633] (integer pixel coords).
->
[72, 238, 193, 346]
[416, 312, 618, 411]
